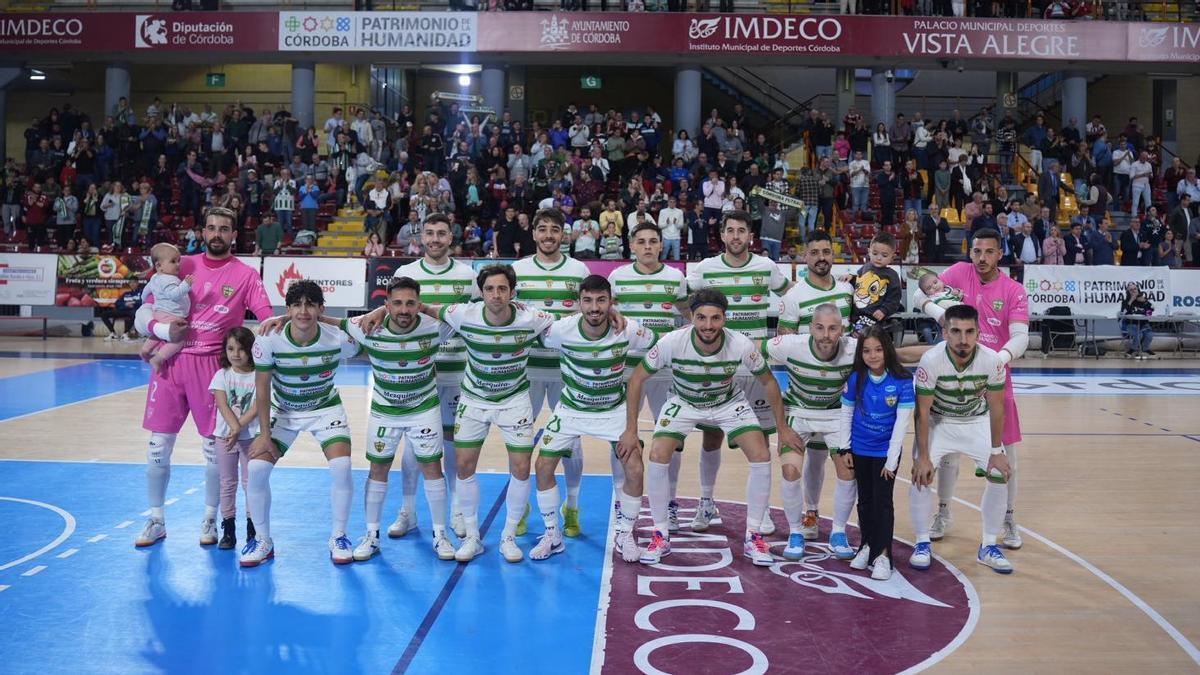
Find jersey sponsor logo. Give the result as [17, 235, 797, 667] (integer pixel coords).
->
[213, 304, 230, 315]
[599, 499, 976, 674]
[661, 302, 673, 310]
[319, 370, 333, 378]
[751, 294, 763, 302]
[418, 356, 432, 365]
[916, 367, 930, 383]
[987, 317, 1001, 326]
[564, 300, 575, 308]
[252, 343, 264, 358]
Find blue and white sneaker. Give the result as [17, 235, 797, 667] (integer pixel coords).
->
[910, 542, 932, 570]
[782, 533, 806, 561]
[239, 536, 274, 568]
[977, 544, 1014, 574]
[829, 532, 855, 559]
[329, 534, 354, 565]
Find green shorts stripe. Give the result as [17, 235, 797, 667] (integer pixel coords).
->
[505, 444, 534, 454]
[320, 435, 351, 450]
[416, 453, 445, 464]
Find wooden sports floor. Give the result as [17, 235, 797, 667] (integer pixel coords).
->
[0, 337, 1197, 673]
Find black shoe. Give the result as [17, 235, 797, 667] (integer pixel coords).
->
[1145, 350, 1156, 357]
[246, 518, 256, 541]
[218, 517, 236, 550]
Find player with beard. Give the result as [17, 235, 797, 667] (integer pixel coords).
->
[134, 207, 272, 548]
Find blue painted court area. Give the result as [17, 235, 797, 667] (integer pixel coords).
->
[0, 461, 612, 675]
[0, 361, 151, 420]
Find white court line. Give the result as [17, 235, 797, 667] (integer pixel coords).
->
[0, 497, 77, 572]
[0, 585, 9, 592]
[56, 548, 78, 559]
[21, 565, 46, 577]
[0, 386, 143, 425]
[900, 477, 1200, 667]
[114, 520, 133, 529]
[164, 497, 179, 506]
[184, 488, 198, 495]
[588, 482, 619, 674]
[87, 534, 107, 543]
[140, 509, 151, 517]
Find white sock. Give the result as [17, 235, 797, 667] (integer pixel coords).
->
[247, 459, 273, 540]
[400, 443, 419, 514]
[910, 483, 933, 544]
[459, 474, 480, 537]
[782, 478, 804, 533]
[647, 461, 671, 535]
[667, 452, 682, 502]
[618, 489, 641, 534]
[802, 447, 827, 511]
[146, 432, 177, 516]
[202, 437, 219, 515]
[151, 321, 172, 341]
[609, 452, 626, 494]
[502, 477, 531, 538]
[981, 481, 1007, 546]
[365, 478, 387, 533]
[832, 478, 857, 534]
[1004, 443, 1019, 514]
[537, 487, 560, 531]
[699, 447, 721, 499]
[563, 442, 583, 509]
[443, 439, 457, 502]
[937, 454, 959, 514]
[424, 477, 447, 533]
[745, 461, 772, 537]
[329, 456, 352, 537]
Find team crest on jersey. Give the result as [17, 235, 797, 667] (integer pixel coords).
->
[453, 284, 466, 294]
[566, 281, 578, 292]
[542, 434, 553, 445]
[724, 365, 737, 375]
[419, 338, 432, 350]
[885, 395, 898, 407]
[992, 299, 1005, 311]
[222, 285, 235, 298]
[612, 345, 626, 358]
[374, 441, 385, 452]
[494, 334, 504, 343]
[322, 355, 333, 364]
[659, 419, 670, 427]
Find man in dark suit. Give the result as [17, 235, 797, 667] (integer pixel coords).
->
[1064, 222, 1086, 265]
[1170, 194, 1194, 266]
[921, 203, 951, 263]
[1009, 220, 1041, 281]
[1087, 221, 1118, 265]
[968, 202, 997, 250]
[1038, 160, 1065, 224]
[1119, 218, 1150, 266]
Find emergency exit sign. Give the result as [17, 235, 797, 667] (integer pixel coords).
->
[580, 75, 602, 90]
[205, 73, 226, 88]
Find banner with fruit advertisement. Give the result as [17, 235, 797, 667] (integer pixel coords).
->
[55, 254, 152, 308]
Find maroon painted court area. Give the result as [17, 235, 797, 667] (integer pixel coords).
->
[599, 499, 975, 674]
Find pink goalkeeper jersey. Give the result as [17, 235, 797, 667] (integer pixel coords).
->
[939, 262, 1029, 353]
[171, 254, 272, 356]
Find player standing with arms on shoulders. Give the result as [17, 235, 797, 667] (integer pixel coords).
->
[913, 228, 1029, 549]
[135, 207, 273, 548]
[608, 223, 690, 531]
[512, 208, 591, 538]
[684, 210, 792, 533]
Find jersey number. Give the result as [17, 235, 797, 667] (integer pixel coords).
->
[664, 403, 682, 418]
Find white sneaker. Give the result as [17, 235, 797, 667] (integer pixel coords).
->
[454, 535, 484, 562]
[530, 528, 565, 561]
[199, 518, 218, 546]
[850, 545, 872, 570]
[134, 518, 166, 547]
[353, 532, 380, 561]
[639, 530, 671, 565]
[871, 555, 893, 580]
[743, 532, 774, 567]
[387, 509, 417, 538]
[616, 529, 639, 563]
[499, 534, 524, 563]
[329, 534, 354, 564]
[909, 542, 933, 570]
[106, 332, 120, 341]
[930, 512, 951, 541]
[1001, 515, 1023, 550]
[691, 498, 720, 532]
[433, 532, 456, 560]
[667, 500, 680, 533]
[977, 544, 1014, 574]
[450, 512, 466, 539]
[759, 510, 776, 536]
[239, 536, 274, 567]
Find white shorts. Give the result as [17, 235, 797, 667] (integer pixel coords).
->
[455, 396, 537, 454]
[270, 405, 351, 455]
[929, 416, 993, 471]
[529, 378, 563, 419]
[539, 406, 624, 457]
[367, 408, 444, 465]
[784, 408, 848, 456]
[654, 395, 763, 448]
[437, 383, 461, 432]
[737, 374, 776, 435]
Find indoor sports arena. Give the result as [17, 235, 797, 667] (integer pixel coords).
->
[1, 2, 1198, 673]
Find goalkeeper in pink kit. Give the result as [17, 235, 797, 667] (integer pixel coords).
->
[134, 207, 273, 547]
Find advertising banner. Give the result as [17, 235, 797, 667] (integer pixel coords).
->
[0, 253, 58, 306]
[278, 11, 476, 51]
[55, 254, 152, 308]
[1021, 264, 1170, 318]
[262, 256, 367, 308]
[1169, 268, 1200, 313]
[0, 12, 277, 52]
[365, 257, 417, 309]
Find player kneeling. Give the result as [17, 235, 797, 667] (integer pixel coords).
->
[530, 276, 657, 563]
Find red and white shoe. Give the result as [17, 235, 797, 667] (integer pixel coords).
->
[639, 530, 671, 565]
[743, 532, 774, 567]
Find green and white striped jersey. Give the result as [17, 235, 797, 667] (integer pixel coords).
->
[542, 315, 657, 413]
[253, 322, 361, 415]
[438, 302, 555, 409]
[512, 255, 590, 374]
[777, 275, 854, 332]
[761, 334, 856, 418]
[342, 314, 453, 418]
[642, 327, 767, 409]
[393, 258, 479, 377]
[915, 344, 1006, 419]
[608, 262, 687, 367]
[686, 253, 789, 339]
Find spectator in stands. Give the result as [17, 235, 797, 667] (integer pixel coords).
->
[1068, 142, 1095, 196]
[1120, 283, 1155, 359]
[1030, 204, 1054, 242]
[901, 159, 924, 217]
[573, 206, 599, 259]
[686, 200, 707, 261]
[254, 215, 283, 256]
[1022, 114, 1048, 171]
[1143, 205, 1167, 265]
[1011, 220, 1042, 275]
[272, 168, 297, 233]
[875, 160, 899, 227]
[1041, 226, 1066, 265]
[100, 181, 130, 248]
[848, 151, 871, 217]
[600, 223, 623, 260]
[364, 180, 392, 243]
[897, 208, 922, 264]
[52, 184, 78, 248]
[1170, 194, 1195, 266]
[967, 200, 996, 250]
[872, 122, 891, 166]
[363, 231, 385, 258]
[1112, 136, 1134, 207]
[1120, 217, 1151, 266]
[1038, 160, 1065, 224]
[298, 175, 321, 232]
[1064, 223, 1086, 265]
[1160, 229, 1180, 268]
[759, 199, 787, 261]
[996, 115, 1017, 184]
[1087, 219, 1118, 265]
[658, 196, 684, 261]
[127, 182, 157, 248]
[1129, 151, 1154, 218]
[1176, 168, 1200, 217]
[920, 202, 950, 263]
[80, 183, 102, 246]
[889, 114, 912, 169]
